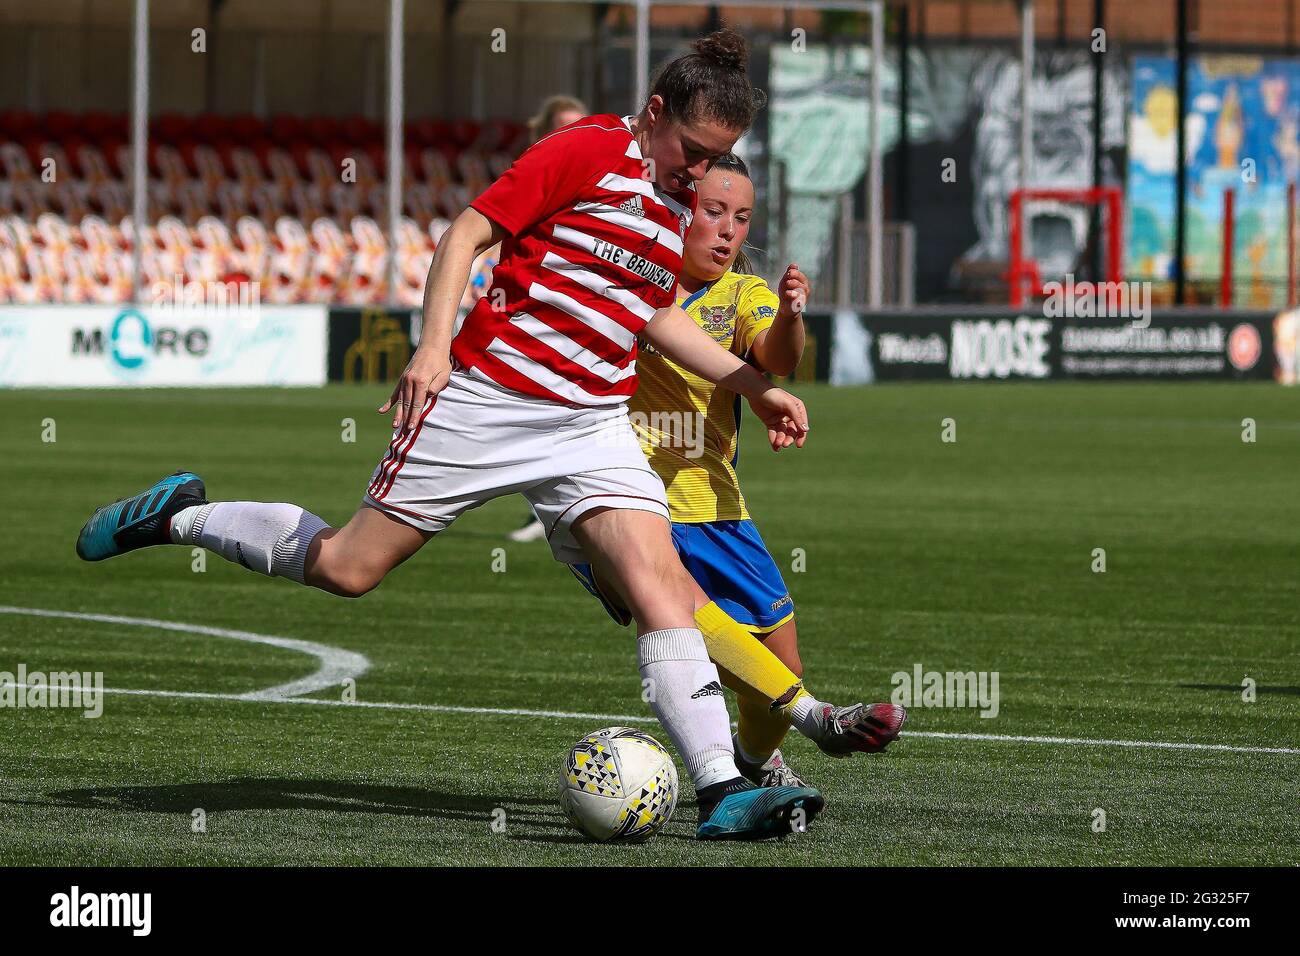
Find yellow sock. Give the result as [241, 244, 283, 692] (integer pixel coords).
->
[695, 601, 807, 710]
[715, 665, 793, 764]
[736, 690, 792, 764]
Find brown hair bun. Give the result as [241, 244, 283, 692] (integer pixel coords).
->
[648, 28, 765, 131]
[693, 29, 748, 71]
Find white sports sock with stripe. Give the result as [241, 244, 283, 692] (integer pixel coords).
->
[637, 627, 738, 791]
[170, 502, 329, 584]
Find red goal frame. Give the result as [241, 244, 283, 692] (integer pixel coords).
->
[1006, 187, 1123, 307]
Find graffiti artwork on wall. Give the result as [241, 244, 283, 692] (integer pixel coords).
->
[768, 45, 1125, 303]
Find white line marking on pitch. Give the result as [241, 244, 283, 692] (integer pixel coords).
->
[5, 682, 1297, 757]
[4, 606, 1296, 757]
[0, 605, 369, 701]
[901, 730, 1299, 755]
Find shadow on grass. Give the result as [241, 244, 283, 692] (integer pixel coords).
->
[20, 778, 594, 840]
[7, 778, 696, 845]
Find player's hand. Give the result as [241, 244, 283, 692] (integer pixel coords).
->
[777, 262, 810, 320]
[379, 349, 452, 432]
[747, 385, 809, 452]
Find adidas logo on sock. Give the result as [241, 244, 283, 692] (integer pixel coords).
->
[617, 194, 645, 219]
[691, 680, 724, 699]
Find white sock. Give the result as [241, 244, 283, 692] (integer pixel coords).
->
[787, 691, 829, 740]
[170, 502, 329, 584]
[637, 627, 738, 791]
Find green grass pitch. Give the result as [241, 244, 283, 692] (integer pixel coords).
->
[1, 382, 1297, 866]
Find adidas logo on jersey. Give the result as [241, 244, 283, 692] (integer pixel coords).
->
[617, 195, 645, 219]
[691, 681, 724, 699]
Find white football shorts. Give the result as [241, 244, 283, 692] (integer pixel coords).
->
[363, 366, 669, 564]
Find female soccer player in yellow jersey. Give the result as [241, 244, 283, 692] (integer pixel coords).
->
[572, 153, 905, 788]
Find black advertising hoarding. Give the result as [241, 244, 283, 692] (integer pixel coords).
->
[1055, 314, 1272, 379]
[772, 310, 832, 385]
[326, 308, 833, 387]
[327, 307, 418, 383]
[816, 309, 1280, 383]
[322, 307, 1282, 386]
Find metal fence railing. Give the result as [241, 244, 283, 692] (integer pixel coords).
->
[801, 191, 914, 311]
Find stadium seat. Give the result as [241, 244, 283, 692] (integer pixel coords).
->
[0, 110, 517, 304]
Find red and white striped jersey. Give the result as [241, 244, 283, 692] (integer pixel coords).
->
[454, 114, 696, 407]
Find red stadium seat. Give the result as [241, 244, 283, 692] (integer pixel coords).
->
[269, 115, 305, 142]
[55, 135, 84, 175]
[228, 114, 268, 142]
[289, 141, 316, 180]
[342, 116, 381, 145]
[79, 112, 117, 142]
[75, 144, 113, 183]
[191, 114, 231, 142]
[448, 119, 480, 149]
[364, 143, 387, 177]
[405, 119, 437, 147]
[151, 114, 194, 144]
[213, 141, 242, 178]
[305, 116, 342, 144]
[43, 111, 79, 141]
[20, 137, 49, 173]
[0, 109, 521, 304]
[0, 110, 38, 140]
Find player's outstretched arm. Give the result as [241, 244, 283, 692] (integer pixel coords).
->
[750, 263, 810, 377]
[381, 207, 505, 432]
[645, 305, 809, 451]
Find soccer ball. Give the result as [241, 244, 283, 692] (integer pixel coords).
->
[558, 727, 678, 843]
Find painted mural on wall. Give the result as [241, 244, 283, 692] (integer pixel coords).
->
[1127, 55, 1300, 304]
[767, 43, 888, 294]
[961, 50, 1126, 285]
[769, 44, 1125, 303]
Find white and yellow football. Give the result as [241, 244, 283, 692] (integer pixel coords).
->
[558, 727, 678, 843]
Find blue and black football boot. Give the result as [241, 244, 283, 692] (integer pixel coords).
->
[695, 776, 824, 841]
[76, 471, 207, 562]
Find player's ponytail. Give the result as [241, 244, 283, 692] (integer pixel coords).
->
[648, 28, 767, 132]
[711, 152, 758, 276]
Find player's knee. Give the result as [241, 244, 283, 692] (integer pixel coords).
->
[626, 558, 695, 621]
[769, 627, 803, 677]
[640, 546, 690, 593]
[663, 563, 698, 608]
[311, 559, 383, 599]
[331, 575, 379, 599]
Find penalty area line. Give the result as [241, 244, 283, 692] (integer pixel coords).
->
[11, 683, 1299, 756]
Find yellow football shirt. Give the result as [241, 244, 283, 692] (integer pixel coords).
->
[630, 269, 779, 523]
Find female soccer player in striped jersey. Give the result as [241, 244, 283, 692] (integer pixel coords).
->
[572, 154, 905, 789]
[76, 31, 894, 839]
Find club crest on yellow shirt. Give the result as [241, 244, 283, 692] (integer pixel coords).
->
[698, 303, 737, 341]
